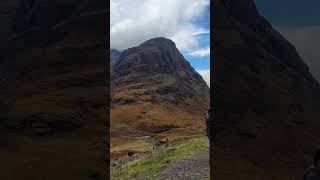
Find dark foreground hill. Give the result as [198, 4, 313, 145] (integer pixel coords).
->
[110, 37, 210, 158]
[211, 0, 320, 179]
[0, 0, 108, 179]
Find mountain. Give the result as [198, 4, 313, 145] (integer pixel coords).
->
[110, 37, 209, 158]
[212, 0, 320, 179]
[0, 0, 107, 179]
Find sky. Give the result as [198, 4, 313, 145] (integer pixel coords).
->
[254, 0, 320, 81]
[110, 0, 210, 86]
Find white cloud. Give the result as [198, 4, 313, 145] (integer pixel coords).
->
[196, 69, 210, 87]
[188, 47, 210, 57]
[192, 28, 210, 36]
[110, 0, 210, 52]
[277, 26, 320, 82]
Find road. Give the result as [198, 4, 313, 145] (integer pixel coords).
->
[155, 150, 210, 180]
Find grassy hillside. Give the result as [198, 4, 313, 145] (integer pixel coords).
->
[111, 136, 209, 179]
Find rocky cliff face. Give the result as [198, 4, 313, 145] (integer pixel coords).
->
[212, 0, 320, 179]
[0, 0, 108, 179]
[110, 37, 209, 158]
[112, 37, 209, 106]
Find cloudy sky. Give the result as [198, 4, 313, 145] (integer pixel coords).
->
[254, 0, 320, 82]
[110, 0, 210, 86]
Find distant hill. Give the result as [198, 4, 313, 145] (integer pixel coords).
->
[110, 37, 209, 158]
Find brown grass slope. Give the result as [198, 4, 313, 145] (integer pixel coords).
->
[212, 0, 320, 179]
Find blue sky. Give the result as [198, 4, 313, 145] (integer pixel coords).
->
[254, 0, 320, 81]
[110, 0, 210, 86]
[184, 5, 210, 70]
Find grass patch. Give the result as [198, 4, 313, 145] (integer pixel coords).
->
[111, 136, 209, 179]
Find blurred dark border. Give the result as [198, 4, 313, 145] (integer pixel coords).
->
[211, 0, 320, 179]
[0, 0, 110, 179]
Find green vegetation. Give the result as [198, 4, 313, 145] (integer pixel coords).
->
[111, 136, 209, 179]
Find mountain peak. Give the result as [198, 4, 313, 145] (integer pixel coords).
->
[114, 38, 194, 76]
[140, 37, 176, 48]
[111, 36, 209, 142]
[111, 37, 209, 105]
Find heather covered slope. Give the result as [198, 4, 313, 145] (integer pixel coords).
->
[110, 37, 209, 158]
[212, 0, 320, 179]
[0, 0, 108, 179]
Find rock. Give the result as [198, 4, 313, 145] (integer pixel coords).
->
[128, 152, 135, 157]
